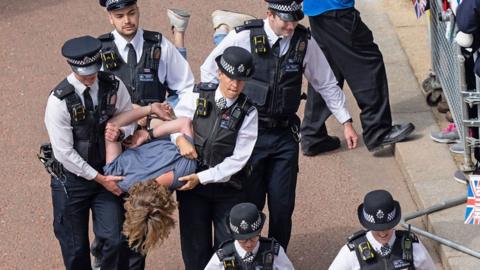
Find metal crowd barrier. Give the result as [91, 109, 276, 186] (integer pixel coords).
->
[404, 0, 480, 260]
[426, 0, 475, 171]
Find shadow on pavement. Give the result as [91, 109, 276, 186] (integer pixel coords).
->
[288, 226, 357, 270]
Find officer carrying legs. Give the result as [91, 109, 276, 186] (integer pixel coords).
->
[44, 36, 135, 270]
[329, 190, 436, 269]
[300, 0, 415, 156]
[173, 47, 259, 270]
[200, 0, 359, 250]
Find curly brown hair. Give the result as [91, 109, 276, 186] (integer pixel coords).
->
[123, 179, 176, 255]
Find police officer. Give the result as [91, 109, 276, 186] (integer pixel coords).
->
[98, 0, 194, 108]
[173, 47, 258, 270]
[205, 202, 294, 270]
[44, 36, 135, 270]
[300, 0, 415, 156]
[200, 0, 359, 250]
[329, 190, 436, 269]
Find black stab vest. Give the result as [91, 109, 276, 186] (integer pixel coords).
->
[348, 230, 417, 270]
[52, 71, 119, 172]
[192, 83, 254, 168]
[237, 19, 309, 119]
[99, 30, 168, 105]
[216, 237, 280, 270]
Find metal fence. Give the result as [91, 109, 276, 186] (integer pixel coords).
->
[428, 0, 474, 170]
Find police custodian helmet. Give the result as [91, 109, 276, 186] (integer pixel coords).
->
[62, 36, 102, 76]
[99, 0, 137, 11]
[265, 0, 304, 22]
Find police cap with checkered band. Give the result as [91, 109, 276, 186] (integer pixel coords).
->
[357, 190, 402, 231]
[99, 0, 137, 11]
[228, 203, 266, 240]
[62, 36, 102, 76]
[215, 46, 254, 81]
[265, 0, 304, 22]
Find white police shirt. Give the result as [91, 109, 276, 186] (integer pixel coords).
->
[200, 19, 351, 124]
[44, 73, 134, 180]
[171, 87, 258, 185]
[204, 240, 295, 270]
[329, 230, 437, 270]
[111, 28, 195, 105]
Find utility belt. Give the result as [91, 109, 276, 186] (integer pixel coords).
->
[258, 116, 301, 142]
[321, 7, 355, 18]
[258, 117, 291, 129]
[37, 143, 69, 198]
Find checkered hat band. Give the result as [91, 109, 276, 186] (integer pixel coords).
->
[363, 209, 396, 223]
[106, 0, 120, 6]
[220, 57, 235, 75]
[268, 2, 302, 12]
[67, 52, 100, 66]
[229, 214, 262, 234]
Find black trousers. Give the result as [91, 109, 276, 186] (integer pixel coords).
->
[51, 172, 128, 270]
[300, 7, 392, 151]
[177, 184, 244, 270]
[245, 126, 299, 250]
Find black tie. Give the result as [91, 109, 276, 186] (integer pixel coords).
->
[380, 244, 392, 256]
[83, 87, 94, 111]
[272, 38, 282, 57]
[127, 43, 137, 67]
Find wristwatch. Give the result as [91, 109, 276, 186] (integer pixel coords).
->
[147, 128, 155, 142]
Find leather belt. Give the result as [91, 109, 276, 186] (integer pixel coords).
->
[258, 117, 290, 129]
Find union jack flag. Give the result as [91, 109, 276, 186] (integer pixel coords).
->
[412, 0, 428, 18]
[464, 175, 480, 225]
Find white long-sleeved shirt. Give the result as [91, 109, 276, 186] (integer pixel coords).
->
[204, 240, 295, 270]
[172, 88, 258, 184]
[329, 230, 437, 270]
[111, 28, 194, 105]
[44, 73, 134, 180]
[200, 19, 351, 124]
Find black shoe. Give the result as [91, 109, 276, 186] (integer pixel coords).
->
[378, 123, 415, 147]
[302, 136, 341, 156]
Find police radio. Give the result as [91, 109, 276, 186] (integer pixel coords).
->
[196, 98, 210, 117]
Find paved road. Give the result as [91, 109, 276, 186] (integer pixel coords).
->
[0, 0, 443, 269]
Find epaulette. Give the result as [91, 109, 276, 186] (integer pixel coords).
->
[143, 30, 162, 43]
[98, 32, 114, 41]
[347, 230, 367, 251]
[195, 82, 218, 92]
[295, 24, 311, 39]
[260, 237, 280, 256]
[217, 239, 236, 261]
[52, 80, 75, 100]
[235, 19, 264, 33]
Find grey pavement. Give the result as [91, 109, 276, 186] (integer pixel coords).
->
[0, 0, 475, 269]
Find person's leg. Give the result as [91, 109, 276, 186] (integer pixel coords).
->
[211, 10, 256, 46]
[177, 189, 213, 270]
[51, 173, 96, 270]
[309, 10, 394, 150]
[212, 188, 243, 249]
[167, 8, 190, 59]
[264, 129, 299, 250]
[91, 187, 131, 269]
